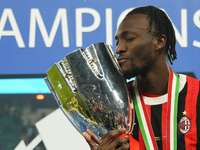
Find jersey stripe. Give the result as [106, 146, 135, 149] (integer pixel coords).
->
[185, 76, 199, 149]
[177, 82, 187, 150]
[162, 102, 167, 150]
[151, 105, 162, 150]
[139, 128, 146, 150]
[133, 86, 158, 150]
[166, 68, 173, 150]
[138, 89, 155, 150]
[146, 105, 151, 121]
[173, 72, 180, 150]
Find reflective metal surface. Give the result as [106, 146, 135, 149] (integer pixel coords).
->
[45, 43, 134, 139]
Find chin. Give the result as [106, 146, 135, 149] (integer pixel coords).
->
[122, 67, 139, 79]
[123, 72, 137, 80]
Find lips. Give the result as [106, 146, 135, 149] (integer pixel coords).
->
[117, 57, 128, 64]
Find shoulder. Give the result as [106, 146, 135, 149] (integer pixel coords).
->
[179, 74, 200, 93]
[180, 74, 200, 88]
[178, 74, 200, 104]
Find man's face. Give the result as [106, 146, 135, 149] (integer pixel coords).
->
[115, 14, 157, 79]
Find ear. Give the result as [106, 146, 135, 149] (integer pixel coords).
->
[155, 34, 167, 51]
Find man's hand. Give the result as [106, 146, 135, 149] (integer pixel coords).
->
[83, 129, 101, 150]
[83, 128, 130, 150]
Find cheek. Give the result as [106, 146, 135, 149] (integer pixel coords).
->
[132, 43, 153, 61]
[128, 45, 145, 63]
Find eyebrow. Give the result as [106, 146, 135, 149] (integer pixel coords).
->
[115, 30, 137, 40]
[115, 26, 150, 40]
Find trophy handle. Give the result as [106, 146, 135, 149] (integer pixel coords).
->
[126, 88, 135, 134]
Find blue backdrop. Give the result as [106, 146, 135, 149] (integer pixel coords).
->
[0, 0, 200, 79]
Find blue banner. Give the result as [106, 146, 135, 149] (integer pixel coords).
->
[0, 0, 200, 79]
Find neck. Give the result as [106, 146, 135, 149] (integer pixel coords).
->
[136, 65, 170, 95]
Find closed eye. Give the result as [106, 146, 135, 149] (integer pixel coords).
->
[126, 38, 135, 42]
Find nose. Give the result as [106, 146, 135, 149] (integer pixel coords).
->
[116, 41, 127, 55]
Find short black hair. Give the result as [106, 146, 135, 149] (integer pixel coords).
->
[126, 5, 177, 64]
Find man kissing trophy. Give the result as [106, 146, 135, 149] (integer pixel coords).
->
[45, 43, 137, 149]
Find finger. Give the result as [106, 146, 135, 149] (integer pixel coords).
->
[116, 143, 130, 150]
[87, 129, 101, 145]
[82, 132, 97, 148]
[101, 128, 126, 145]
[108, 136, 129, 149]
[101, 128, 126, 140]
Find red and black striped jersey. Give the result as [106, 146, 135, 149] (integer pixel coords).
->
[129, 74, 200, 150]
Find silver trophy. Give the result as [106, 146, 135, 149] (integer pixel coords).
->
[45, 43, 134, 140]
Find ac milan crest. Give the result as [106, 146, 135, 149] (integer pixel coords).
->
[179, 116, 191, 134]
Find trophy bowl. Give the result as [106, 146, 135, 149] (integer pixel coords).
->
[45, 43, 134, 140]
